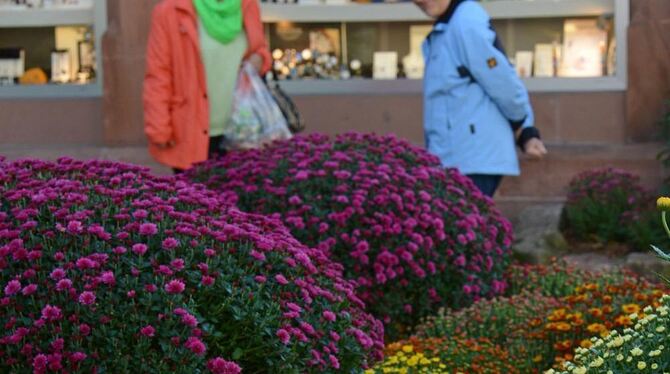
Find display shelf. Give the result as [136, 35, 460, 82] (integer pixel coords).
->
[277, 76, 626, 96]
[0, 1, 106, 99]
[260, 0, 614, 23]
[0, 6, 94, 28]
[264, 0, 628, 94]
[0, 83, 101, 99]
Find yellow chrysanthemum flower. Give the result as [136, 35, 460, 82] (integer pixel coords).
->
[637, 361, 647, 370]
[657, 197, 670, 211]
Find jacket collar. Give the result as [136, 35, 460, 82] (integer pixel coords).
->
[436, 0, 471, 24]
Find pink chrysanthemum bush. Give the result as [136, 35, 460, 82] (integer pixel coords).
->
[185, 133, 514, 337]
[0, 158, 383, 373]
[560, 167, 666, 251]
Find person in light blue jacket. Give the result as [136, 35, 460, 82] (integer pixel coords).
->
[414, 0, 547, 196]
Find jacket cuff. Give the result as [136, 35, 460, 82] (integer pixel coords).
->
[517, 127, 540, 151]
[509, 116, 526, 133]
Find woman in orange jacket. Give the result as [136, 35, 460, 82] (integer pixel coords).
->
[143, 0, 271, 172]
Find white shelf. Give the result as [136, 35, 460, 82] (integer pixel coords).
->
[276, 76, 625, 96]
[0, 6, 94, 28]
[0, 83, 101, 99]
[260, 0, 614, 23]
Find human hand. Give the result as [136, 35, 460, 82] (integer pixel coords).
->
[154, 140, 175, 149]
[246, 53, 263, 72]
[523, 138, 547, 159]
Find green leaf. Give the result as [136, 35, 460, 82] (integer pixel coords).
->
[232, 347, 243, 360]
[651, 244, 670, 262]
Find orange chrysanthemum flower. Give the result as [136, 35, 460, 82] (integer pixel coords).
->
[615, 315, 633, 326]
[587, 323, 607, 334]
[580, 339, 593, 348]
[622, 304, 640, 314]
[589, 308, 604, 318]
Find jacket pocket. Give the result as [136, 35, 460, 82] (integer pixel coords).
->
[169, 96, 188, 142]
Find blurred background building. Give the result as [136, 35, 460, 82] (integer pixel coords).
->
[0, 0, 668, 217]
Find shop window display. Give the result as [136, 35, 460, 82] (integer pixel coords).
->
[260, 0, 627, 93]
[0, 0, 104, 97]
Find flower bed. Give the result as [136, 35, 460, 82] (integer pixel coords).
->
[184, 133, 514, 337]
[0, 158, 383, 373]
[552, 295, 670, 374]
[396, 261, 668, 372]
[367, 336, 521, 374]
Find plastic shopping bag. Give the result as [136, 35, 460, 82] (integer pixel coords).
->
[224, 62, 292, 149]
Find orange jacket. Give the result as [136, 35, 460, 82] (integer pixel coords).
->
[143, 0, 271, 170]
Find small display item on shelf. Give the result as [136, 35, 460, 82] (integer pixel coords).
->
[19, 67, 47, 84]
[77, 37, 95, 77]
[402, 53, 423, 79]
[349, 59, 362, 77]
[514, 50, 533, 78]
[373, 51, 397, 79]
[272, 47, 341, 80]
[533, 44, 554, 77]
[50, 48, 71, 83]
[0, 47, 25, 85]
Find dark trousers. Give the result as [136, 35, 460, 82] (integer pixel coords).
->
[466, 174, 503, 197]
[173, 135, 227, 175]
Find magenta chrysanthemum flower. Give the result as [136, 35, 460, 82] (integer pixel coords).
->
[113, 246, 127, 255]
[140, 325, 156, 337]
[323, 311, 336, 322]
[182, 313, 198, 328]
[162, 237, 179, 250]
[204, 248, 216, 257]
[165, 279, 185, 294]
[171, 258, 185, 271]
[100, 271, 115, 285]
[4, 280, 21, 296]
[55, 279, 72, 292]
[254, 275, 266, 283]
[274, 274, 288, 285]
[201, 275, 215, 287]
[276, 329, 290, 345]
[49, 268, 66, 280]
[79, 324, 91, 336]
[32, 354, 48, 370]
[70, 352, 87, 363]
[41, 305, 62, 321]
[184, 336, 206, 356]
[328, 354, 340, 369]
[132, 243, 148, 256]
[207, 357, 242, 374]
[173, 308, 188, 316]
[139, 223, 158, 236]
[78, 291, 96, 306]
[249, 250, 265, 262]
[21, 284, 37, 296]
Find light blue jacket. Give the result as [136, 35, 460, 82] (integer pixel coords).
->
[422, 0, 534, 176]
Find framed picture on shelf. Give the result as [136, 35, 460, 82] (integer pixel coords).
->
[560, 19, 607, 77]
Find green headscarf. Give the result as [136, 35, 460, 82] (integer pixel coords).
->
[193, 0, 243, 44]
